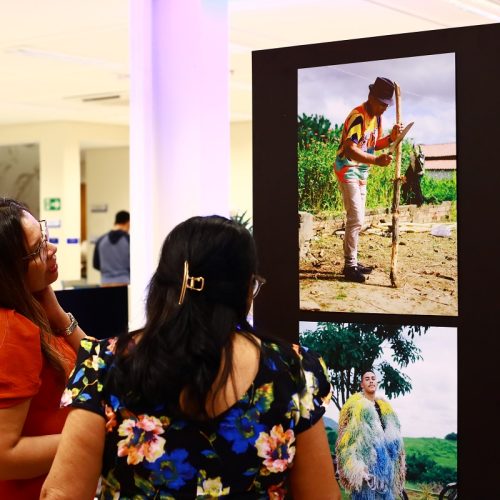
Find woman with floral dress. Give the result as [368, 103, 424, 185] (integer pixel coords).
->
[41, 215, 341, 499]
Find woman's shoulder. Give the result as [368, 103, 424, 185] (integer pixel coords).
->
[78, 336, 119, 360]
[261, 340, 325, 371]
[0, 308, 41, 350]
[259, 340, 330, 395]
[0, 307, 39, 330]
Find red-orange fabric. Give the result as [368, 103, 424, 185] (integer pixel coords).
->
[0, 308, 76, 499]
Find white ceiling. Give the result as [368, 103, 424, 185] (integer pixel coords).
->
[0, 0, 498, 126]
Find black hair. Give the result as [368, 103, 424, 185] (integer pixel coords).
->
[115, 210, 130, 225]
[110, 215, 259, 419]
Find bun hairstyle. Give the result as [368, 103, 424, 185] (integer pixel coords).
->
[112, 215, 258, 419]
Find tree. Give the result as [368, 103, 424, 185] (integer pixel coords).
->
[297, 113, 342, 149]
[445, 432, 457, 441]
[300, 323, 428, 410]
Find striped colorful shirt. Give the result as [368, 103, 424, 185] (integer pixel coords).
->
[334, 104, 382, 183]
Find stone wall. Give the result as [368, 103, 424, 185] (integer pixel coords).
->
[299, 201, 455, 254]
[364, 200, 454, 226]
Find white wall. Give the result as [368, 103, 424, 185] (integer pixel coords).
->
[0, 143, 40, 217]
[230, 120, 252, 219]
[0, 122, 128, 286]
[84, 147, 130, 285]
[0, 119, 254, 289]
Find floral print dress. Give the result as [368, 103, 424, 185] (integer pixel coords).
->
[62, 337, 331, 499]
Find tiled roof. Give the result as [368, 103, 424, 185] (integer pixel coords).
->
[425, 159, 456, 171]
[420, 143, 456, 158]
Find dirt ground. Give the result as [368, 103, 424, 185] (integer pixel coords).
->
[299, 221, 458, 316]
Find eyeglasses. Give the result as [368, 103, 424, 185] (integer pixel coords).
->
[22, 220, 49, 263]
[252, 275, 266, 298]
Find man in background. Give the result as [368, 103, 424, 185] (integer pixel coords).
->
[336, 370, 406, 499]
[93, 210, 130, 286]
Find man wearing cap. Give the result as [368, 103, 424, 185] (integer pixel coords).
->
[334, 77, 403, 283]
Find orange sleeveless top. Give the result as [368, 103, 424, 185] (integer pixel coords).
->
[0, 308, 76, 499]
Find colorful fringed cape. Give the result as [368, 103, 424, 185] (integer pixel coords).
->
[335, 392, 406, 497]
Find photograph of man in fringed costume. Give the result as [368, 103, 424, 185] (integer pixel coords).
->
[336, 370, 406, 500]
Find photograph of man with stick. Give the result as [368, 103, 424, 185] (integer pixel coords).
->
[334, 77, 403, 283]
[297, 53, 458, 316]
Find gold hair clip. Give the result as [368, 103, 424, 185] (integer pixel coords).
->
[178, 260, 205, 305]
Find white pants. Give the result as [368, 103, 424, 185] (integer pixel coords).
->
[339, 181, 367, 268]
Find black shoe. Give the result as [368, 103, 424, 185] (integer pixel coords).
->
[344, 266, 366, 283]
[356, 262, 374, 274]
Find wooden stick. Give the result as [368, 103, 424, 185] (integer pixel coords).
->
[390, 83, 402, 288]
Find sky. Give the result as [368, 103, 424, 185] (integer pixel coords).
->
[300, 322, 457, 438]
[298, 52, 456, 145]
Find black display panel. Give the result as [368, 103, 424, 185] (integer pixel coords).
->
[252, 23, 500, 498]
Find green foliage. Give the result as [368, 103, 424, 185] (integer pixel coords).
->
[297, 114, 456, 216]
[297, 115, 410, 215]
[421, 174, 457, 203]
[404, 437, 457, 469]
[300, 323, 428, 410]
[298, 139, 342, 213]
[298, 113, 342, 149]
[406, 452, 435, 480]
[230, 211, 252, 233]
[406, 452, 456, 486]
[364, 160, 395, 208]
[444, 432, 457, 441]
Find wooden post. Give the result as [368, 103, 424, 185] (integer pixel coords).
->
[390, 83, 402, 288]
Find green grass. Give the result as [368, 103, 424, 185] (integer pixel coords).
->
[330, 437, 456, 496]
[404, 437, 457, 469]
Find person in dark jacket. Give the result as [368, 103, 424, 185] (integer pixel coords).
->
[93, 210, 130, 286]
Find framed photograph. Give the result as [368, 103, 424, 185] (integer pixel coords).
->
[299, 321, 457, 499]
[297, 53, 457, 316]
[252, 23, 500, 497]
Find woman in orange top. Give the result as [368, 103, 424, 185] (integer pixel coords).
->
[0, 198, 86, 499]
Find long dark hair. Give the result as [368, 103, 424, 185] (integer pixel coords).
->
[0, 198, 68, 375]
[111, 215, 259, 418]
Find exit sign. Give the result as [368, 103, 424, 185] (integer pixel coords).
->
[44, 198, 61, 211]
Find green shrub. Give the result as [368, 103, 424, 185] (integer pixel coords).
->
[298, 114, 342, 149]
[421, 173, 456, 203]
[297, 114, 456, 215]
[298, 139, 342, 213]
[406, 452, 457, 486]
[407, 452, 436, 481]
